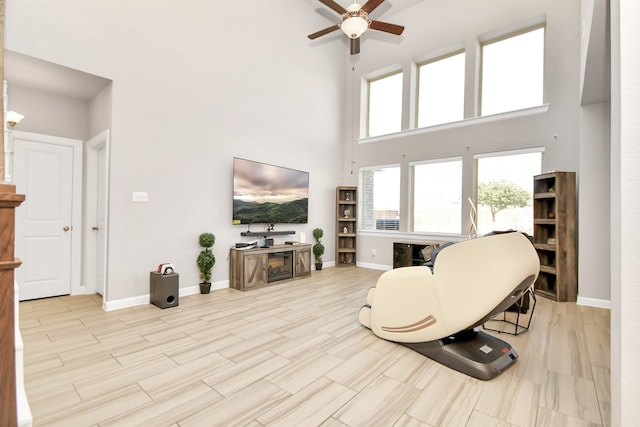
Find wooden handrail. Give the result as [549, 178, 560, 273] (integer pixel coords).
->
[0, 184, 25, 427]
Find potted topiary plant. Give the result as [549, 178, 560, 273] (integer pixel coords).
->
[197, 232, 216, 294]
[312, 227, 324, 271]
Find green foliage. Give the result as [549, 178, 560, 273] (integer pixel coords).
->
[197, 232, 216, 283]
[313, 242, 325, 263]
[478, 180, 531, 223]
[312, 227, 324, 263]
[199, 232, 215, 249]
[197, 250, 215, 282]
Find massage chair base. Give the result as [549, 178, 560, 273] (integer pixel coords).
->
[400, 329, 518, 380]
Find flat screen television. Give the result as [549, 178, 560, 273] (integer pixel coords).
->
[232, 157, 309, 225]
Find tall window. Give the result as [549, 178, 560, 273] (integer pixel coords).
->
[359, 165, 401, 231]
[410, 158, 462, 233]
[474, 149, 544, 235]
[417, 51, 465, 128]
[367, 71, 403, 137]
[480, 26, 545, 116]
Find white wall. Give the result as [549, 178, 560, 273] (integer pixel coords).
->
[579, 101, 611, 304]
[611, 1, 640, 424]
[5, 1, 347, 302]
[7, 83, 89, 141]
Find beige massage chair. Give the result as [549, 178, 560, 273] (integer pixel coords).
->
[359, 232, 540, 379]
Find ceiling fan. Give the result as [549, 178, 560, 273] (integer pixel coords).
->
[308, 0, 405, 55]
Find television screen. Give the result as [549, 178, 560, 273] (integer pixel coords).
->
[232, 157, 309, 225]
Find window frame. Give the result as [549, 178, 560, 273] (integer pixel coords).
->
[415, 49, 466, 129]
[478, 24, 546, 117]
[473, 147, 545, 235]
[358, 164, 402, 232]
[409, 156, 464, 234]
[366, 69, 404, 138]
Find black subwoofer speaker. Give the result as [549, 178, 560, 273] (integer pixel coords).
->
[150, 271, 179, 309]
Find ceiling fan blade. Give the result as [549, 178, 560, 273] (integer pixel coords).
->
[361, 0, 385, 14]
[319, 0, 347, 15]
[369, 20, 405, 35]
[308, 24, 341, 40]
[350, 37, 360, 55]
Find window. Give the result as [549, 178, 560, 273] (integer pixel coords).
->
[474, 149, 544, 235]
[417, 51, 466, 128]
[410, 158, 463, 233]
[480, 26, 545, 116]
[367, 71, 403, 137]
[359, 165, 401, 231]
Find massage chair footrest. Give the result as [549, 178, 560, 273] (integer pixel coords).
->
[400, 329, 518, 380]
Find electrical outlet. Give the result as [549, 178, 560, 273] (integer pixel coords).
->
[132, 191, 149, 203]
[371, 248, 376, 257]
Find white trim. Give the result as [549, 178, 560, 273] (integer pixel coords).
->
[84, 130, 110, 299]
[356, 261, 392, 271]
[577, 296, 611, 309]
[474, 146, 546, 159]
[103, 294, 149, 312]
[358, 229, 466, 243]
[359, 104, 550, 144]
[103, 280, 230, 311]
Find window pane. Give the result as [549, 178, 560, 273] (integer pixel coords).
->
[368, 72, 403, 137]
[475, 151, 543, 235]
[417, 52, 465, 127]
[411, 159, 462, 233]
[360, 166, 400, 230]
[481, 27, 544, 116]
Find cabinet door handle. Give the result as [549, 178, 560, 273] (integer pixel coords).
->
[92, 226, 99, 231]
[63, 226, 70, 232]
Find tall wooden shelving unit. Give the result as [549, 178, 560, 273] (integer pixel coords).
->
[532, 171, 577, 301]
[336, 186, 357, 267]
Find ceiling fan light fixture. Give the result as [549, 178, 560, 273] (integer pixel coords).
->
[341, 16, 369, 39]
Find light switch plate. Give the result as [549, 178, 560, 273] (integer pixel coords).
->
[132, 191, 149, 203]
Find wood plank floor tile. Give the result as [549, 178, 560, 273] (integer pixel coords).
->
[36, 384, 152, 427]
[100, 381, 222, 427]
[265, 350, 344, 394]
[334, 375, 421, 427]
[539, 371, 601, 424]
[325, 348, 398, 392]
[18, 267, 610, 427]
[405, 372, 481, 426]
[257, 377, 356, 427]
[474, 372, 540, 427]
[179, 379, 289, 427]
[137, 352, 233, 399]
[203, 351, 291, 396]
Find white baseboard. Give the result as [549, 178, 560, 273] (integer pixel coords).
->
[103, 280, 230, 311]
[181, 281, 229, 296]
[104, 294, 149, 311]
[577, 296, 611, 309]
[356, 261, 392, 271]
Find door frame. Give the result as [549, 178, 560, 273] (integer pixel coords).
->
[11, 130, 84, 296]
[84, 130, 110, 302]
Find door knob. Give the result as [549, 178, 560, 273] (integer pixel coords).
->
[92, 226, 99, 231]
[63, 226, 70, 231]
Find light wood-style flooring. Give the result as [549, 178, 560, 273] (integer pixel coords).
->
[19, 267, 610, 427]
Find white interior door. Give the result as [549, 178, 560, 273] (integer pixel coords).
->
[96, 147, 107, 295]
[13, 132, 83, 301]
[85, 130, 109, 298]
